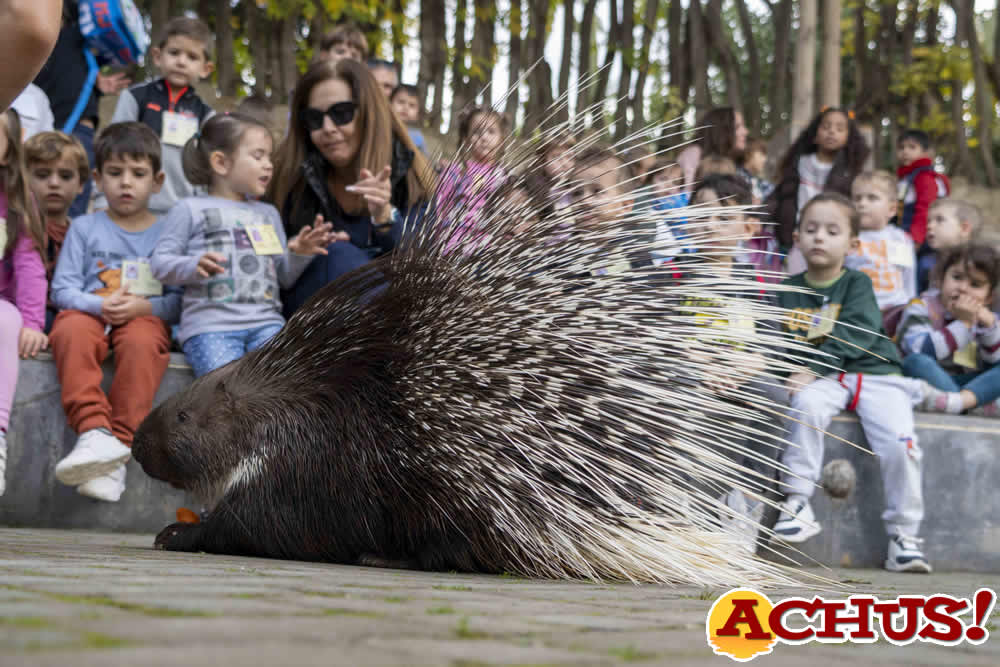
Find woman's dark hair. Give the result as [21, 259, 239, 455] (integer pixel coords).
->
[691, 173, 752, 207]
[799, 192, 860, 237]
[698, 107, 740, 160]
[776, 107, 870, 183]
[933, 244, 1000, 293]
[181, 112, 270, 187]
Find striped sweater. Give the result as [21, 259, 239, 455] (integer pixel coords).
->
[897, 290, 1000, 372]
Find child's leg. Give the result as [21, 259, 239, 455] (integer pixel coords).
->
[735, 379, 791, 499]
[780, 377, 849, 498]
[958, 364, 1000, 407]
[853, 375, 924, 538]
[246, 323, 283, 352]
[901, 353, 961, 392]
[108, 316, 171, 446]
[181, 330, 248, 378]
[48, 311, 113, 435]
[0, 301, 23, 433]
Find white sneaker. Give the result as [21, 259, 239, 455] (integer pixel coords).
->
[772, 496, 822, 544]
[719, 489, 764, 555]
[76, 464, 126, 502]
[0, 432, 6, 496]
[55, 429, 131, 486]
[885, 534, 933, 573]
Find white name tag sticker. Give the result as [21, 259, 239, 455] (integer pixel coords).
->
[954, 341, 979, 369]
[162, 111, 199, 147]
[887, 241, 914, 268]
[806, 304, 837, 340]
[121, 259, 163, 296]
[246, 224, 284, 255]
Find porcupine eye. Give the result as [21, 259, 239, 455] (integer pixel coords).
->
[177, 411, 189, 424]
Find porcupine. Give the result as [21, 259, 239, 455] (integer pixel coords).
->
[131, 110, 821, 587]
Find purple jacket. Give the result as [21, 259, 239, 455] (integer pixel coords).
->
[0, 191, 47, 332]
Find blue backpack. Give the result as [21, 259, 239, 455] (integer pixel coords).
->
[62, 0, 150, 133]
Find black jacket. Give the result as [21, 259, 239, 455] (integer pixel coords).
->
[127, 80, 213, 134]
[282, 138, 419, 258]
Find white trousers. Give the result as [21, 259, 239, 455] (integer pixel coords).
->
[780, 374, 925, 537]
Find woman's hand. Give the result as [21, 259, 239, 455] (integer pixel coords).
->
[785, 370, 815, 396]
[346, 166, 393, 224]
[288, 215, 346, 256]
[18, 327, 48, 359]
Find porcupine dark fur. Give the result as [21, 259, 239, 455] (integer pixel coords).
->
[132, 102, 821, 586]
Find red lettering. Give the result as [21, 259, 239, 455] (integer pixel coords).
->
[715, 598, 774, 640]
[918, 595, 967, 643]
[875, 597, 924, 643]
[769, 598, 817, 641]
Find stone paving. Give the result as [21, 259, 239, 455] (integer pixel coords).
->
[0, 528, 996, 666]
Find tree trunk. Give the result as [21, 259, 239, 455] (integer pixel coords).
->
[704, 0, 742, 113]
[993, 0, 1000, 98]
[948, 0, 974, 178]
[790, 0, 817, 140]
[419, 0, 447, 130]
[614, 0, 635, 141]
[735, 0, 760, 133]
[247, 3, 270, 96]
[576, 0, 599, 121]
[770, 0, 792, 130]
[278, 16, 298, 104]
[592, 0, 620, 130]
[215, 0, 236, 97]
[469, 0, 497, 107]
[557, 0, 574, 118]
[632, 0, 661, 129]
[450, 0, 471, 131]
[689, 0, 711, 115]
[392, 0, 406, 66]
[523, 0, 554, 132]
[506, 0, 524, 121]
[668, 0, 689, 108]
[151, 0, 174, 45]
[900, 0, 919, 125]
[820, 0, 841, 109]
[960, 0, 998, 185]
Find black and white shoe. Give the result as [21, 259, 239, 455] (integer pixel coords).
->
[772, 496, 822, 544]
[885, 534, 932, 573]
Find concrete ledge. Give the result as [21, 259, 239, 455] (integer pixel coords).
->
[764, 412, 1000, 573]
[3, 354, 999, 573]
[1, 352, 200, 534]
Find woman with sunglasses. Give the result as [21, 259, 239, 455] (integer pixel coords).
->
[268, 59, 433, 316]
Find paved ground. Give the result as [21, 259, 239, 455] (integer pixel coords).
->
[0, 528, 995, 666]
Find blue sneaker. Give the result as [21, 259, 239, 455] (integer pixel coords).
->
[772, 496, 822, 544]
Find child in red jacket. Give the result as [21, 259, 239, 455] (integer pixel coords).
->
[896, 129, 950, 248]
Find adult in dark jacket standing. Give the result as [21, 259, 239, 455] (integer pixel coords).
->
[268, 59, 433, 316]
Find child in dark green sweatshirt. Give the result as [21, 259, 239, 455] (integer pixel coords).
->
[773, 192, 931, 573]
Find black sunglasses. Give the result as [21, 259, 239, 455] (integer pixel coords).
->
[302, 101, 357, 131]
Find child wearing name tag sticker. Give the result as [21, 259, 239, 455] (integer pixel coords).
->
[898, 244, 1000, 417]
[48, 122, 182, 503]
[845, 170, 916, 336]
[102, 17, 216, 215]
[152, 112, 339, 378]
[774, 192, 930, 574]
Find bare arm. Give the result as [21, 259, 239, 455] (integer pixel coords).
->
[0, 0, 62, 110]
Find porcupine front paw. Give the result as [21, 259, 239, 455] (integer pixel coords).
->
[154, 522, 203, 552]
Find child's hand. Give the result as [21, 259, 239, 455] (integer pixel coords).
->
[196, 252, 228, 278]
[785, 370, 816, 396]
[103, 294, 152, 326]
[976, 306, 997, 329]
[951, 294, 981, 326]
[346, 166, 393, 224]
[18, 327, 48, 359]
[287, 215, 344, 255]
